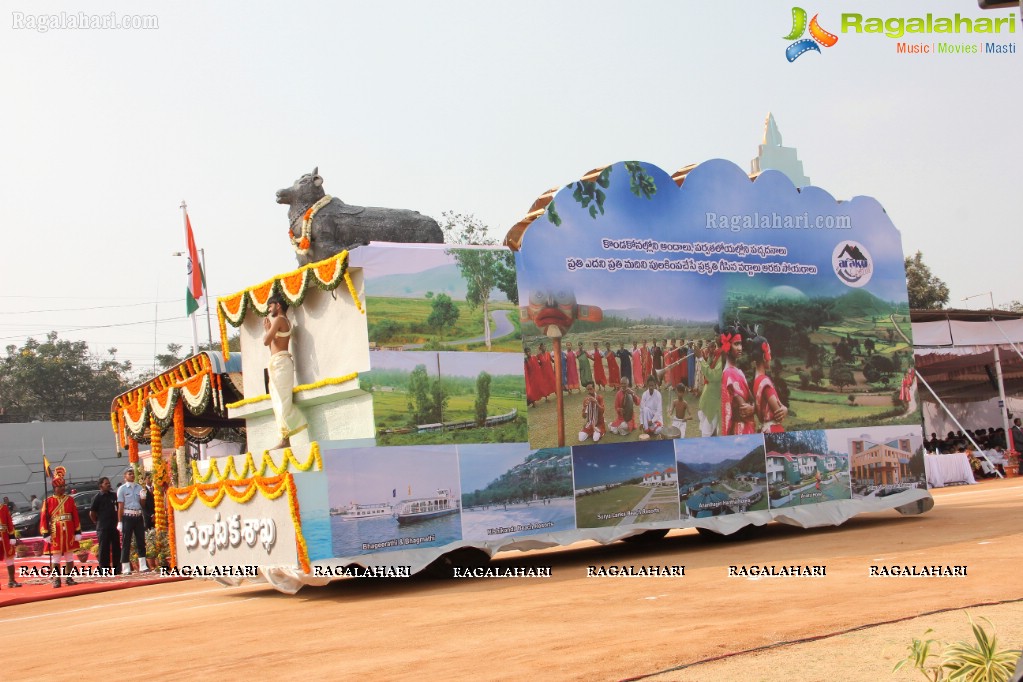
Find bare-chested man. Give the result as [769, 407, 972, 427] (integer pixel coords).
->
[263, 294, 307, 450]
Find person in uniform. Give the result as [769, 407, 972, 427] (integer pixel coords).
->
[40, 469, 81, 588]
[89, 476, 121, 575]
[117, 468, 149, 575]
[0, 501, 21, 589]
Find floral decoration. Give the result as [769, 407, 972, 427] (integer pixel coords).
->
[190, 442, 322, 484]
[215, 251, 359, 361]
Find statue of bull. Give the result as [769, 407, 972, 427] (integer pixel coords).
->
[277, 167, 444, 265]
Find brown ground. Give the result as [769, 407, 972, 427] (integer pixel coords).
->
[2, 479, 1021, 682]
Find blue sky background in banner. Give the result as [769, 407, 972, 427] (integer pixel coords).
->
[572, 440, 676, 489]
[516, 159, 910, 324]
[674, 434, 766, 466]
[458, 443, 537, 493]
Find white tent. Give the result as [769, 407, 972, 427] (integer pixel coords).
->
[912, 309, 1023, 437]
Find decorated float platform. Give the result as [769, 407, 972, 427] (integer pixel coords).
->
[112, 158, 933, 594]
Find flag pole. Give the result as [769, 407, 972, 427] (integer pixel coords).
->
[42, 437, 52, 574]
[181, 201, 200, 355]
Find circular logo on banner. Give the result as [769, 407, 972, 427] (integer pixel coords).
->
[832, 241, 873, 288]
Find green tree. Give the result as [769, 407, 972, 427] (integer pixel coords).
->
[904, 251, 949, 310]
[829, 362, 855, 392]
[474, 371, 492, 426]
[863, 355, 896, 386]
[0, 332, 132, 421]
[446, 242, 518, 348]
[426, 293, 459, 341]
[406, 364, 445, 425]
[407, 364, 433, 425]
[156, 343, 185, 370]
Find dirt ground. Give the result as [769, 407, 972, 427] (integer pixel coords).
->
[2, 479, 1021, 682]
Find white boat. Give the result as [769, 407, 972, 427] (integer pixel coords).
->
[330, 503, 393, 520]
[395, 488, 459, 524]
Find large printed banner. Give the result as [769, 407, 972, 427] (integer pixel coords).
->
[513, 159, 921, 453]
[317, 425, 926, 563]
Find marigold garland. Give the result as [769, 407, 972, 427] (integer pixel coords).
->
[190, 442, 322, 484]
[225, 372, 359, 410]
[216, 252, 350, 361]
[173, 401, 185, 449]
[128, 438, 139, 464]
[150, 416, 168, 533]
[166, 474, 311, 575]
[344, 270, 364, 314]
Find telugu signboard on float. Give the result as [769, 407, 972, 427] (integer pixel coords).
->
[154, 158, 931, 593]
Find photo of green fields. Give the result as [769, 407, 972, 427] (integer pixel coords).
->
[364, 350, 527, 446]
[365, 246, 521, 352]
[573, 440, 680, 528]
[722, 288, 918, 432]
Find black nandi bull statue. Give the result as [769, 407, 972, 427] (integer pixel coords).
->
[277, 167, 444, 266]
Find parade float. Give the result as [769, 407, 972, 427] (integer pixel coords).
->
[110, 161, 933, 593]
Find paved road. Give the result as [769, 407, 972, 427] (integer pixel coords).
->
[2, 479, 1020, 681]
[402, 308, 515, 349]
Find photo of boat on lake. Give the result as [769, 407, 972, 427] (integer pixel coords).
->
[459, 443, 576, 540]
[323, 444, 462, 557]
[675, 434, 768, 518]
[572, 440, 680, 528]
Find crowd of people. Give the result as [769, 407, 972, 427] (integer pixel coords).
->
[525, 327, 790, 443]
[1, 466, 158, 589]
[924, 416, 1023, 478]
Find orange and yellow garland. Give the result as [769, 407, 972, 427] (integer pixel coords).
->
[166, 473, 311, 574]
[150, 415, 168, 534]
[190, 442, 322, 484]
[216, 251, 361, 361]
[112, 354, 221, 455]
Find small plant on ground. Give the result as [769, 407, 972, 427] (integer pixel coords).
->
[893, 614, 1021, 681]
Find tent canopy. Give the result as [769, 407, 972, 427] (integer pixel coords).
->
[912, 309, 1023, 402]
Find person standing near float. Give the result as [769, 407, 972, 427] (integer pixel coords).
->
[697, 341, 723, 437]
[750, 331, 788, 433]
[40, 469, 81, 588]
[264, 293, 308, 450]
[89, 476, 121, 576]
[0, 500, 21, 589]
[117, 468, 148, 575]
[719, 326, 756, 436]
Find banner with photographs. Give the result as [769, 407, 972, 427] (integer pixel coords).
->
[512, 159, 922, 451]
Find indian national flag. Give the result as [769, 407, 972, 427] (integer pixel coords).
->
[185, 212, 205, 316]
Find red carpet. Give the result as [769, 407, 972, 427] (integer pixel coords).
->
[1, 554, 186, 608]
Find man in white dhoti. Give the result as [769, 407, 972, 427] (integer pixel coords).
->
[639, 376, 663, 439]
[263, 294, 307, 450]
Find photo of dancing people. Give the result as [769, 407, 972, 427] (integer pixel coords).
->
[512, 160, 921, 450]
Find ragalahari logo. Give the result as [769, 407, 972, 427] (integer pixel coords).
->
[784, 7, 839, 61]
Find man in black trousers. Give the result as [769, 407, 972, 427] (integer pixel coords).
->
[89, 477, 121, 575]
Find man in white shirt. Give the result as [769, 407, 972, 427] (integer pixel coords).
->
[639, 376, 663, 439]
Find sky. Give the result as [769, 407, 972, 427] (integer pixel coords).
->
[3, 1, 1019, 374]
